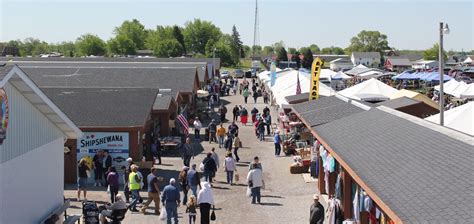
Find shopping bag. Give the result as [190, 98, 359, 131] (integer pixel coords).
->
[246, 187, 252, 197]
[210, 206, 216, 221]
[159, 207, 167, 221]
[199, 162, 205, 172]
[106, 185, 110, 194]
[234, 172, 240, 182]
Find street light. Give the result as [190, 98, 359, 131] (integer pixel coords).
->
[438, 22, 450, 126]
[213, 48, 216, 78]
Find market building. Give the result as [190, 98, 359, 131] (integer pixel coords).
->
[288, 95, 474, 223]
[0, 65, 82, 223]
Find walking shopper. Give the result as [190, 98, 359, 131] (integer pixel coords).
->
[219, 104, 227, 122]
[93, 150, 104, 187]
[208, 119, 217, 144]
[247, 163, 264, 204]
[224, 133, 233, 151]
[178, 166, 189, 205]
[197, 182, 215, 224]
[103, 150, 112, 186]
[232, 105, 240, 122]
[186, 195, 198, 224]
[217, 123, 226, 148]
[252, 90, 259, 103]
[182, 137, 194, 167]
[193, 117, 202, 141]
[240, 107, 248, 125]
[249, 156, 263, 170]
[274, 130, 282, 156]
[140, 167, 161, 215]
[251, 107, 259, 124]
[223, 152, 237, 185]
[264, 114, 272, 135]
[161, 178, 181, 224]
[210, 148, 219, 169]
[151, 139, 162, 165]
[310, 194, 325, 224]
[263, 105, 270, 116]
[128, 165, 142, 212]
[262, 90, 269, 104]
[243, 88, 250, 104]
[106, 167, 120, 203]
[202, 153, 217, 183]
[228, 121, 239, 137]
[77, 159, 89, 201]
[123, 158, 134, 203]
[187, 164, 201, 197]
[257, 119, 266, 141]
[233, 134, 241, 162]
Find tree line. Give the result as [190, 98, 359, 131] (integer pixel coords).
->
[2, 19, 471, 67]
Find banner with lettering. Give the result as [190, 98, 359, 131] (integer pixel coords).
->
[77, 132, 129, 182]
[309, 57, 324, 100]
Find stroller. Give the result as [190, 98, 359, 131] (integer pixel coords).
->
[82, 201, 100, 224]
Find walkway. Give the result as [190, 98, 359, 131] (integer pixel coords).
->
[64, 79, 323, 223]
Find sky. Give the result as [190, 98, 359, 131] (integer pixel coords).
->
[0, 0, 473, 51]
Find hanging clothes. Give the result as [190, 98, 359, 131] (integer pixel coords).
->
[325, 170, 330, 194]
[364, 196, 372, 212]
[334, 199, 343, 224]
[320, 149, 328, 165]
[328, 155, 336, 173]
[335, 173, 342, 199]
[326, 198, 336, 224]
[353, 187, 360, 222]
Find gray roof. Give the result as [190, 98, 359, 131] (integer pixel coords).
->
[42, 88, 158, 127]
[386, 57, 412, 66]
[377, 97, 420, 109]
[0, 64, 14, 80]
[14, 65, 196, 96]
[284, 93, 309, 104]
[292, 96, 366, 127]
[2, 60, 208, 84]
[352, 52, 381, 59]
[313, 108, 474, 223]
[153, 95, 173, 111]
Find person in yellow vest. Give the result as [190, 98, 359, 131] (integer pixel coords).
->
[128, 164, 142, 212]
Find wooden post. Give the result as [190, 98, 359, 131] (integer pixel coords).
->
[318, 156, 326, 194]
[343, 169, 352, 220]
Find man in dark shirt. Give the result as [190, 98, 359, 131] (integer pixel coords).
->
[103, 150, 112, 186]
[161, 178, 180, 224]
[202, 153, 217, 184]
[310, 194, 325, 224]
[186, 164, 200, 196]
[232, 105, 240, 122]
[77, 159, 89, 201]
[208, 119, 217, 144]
[140, 167, 161, 215]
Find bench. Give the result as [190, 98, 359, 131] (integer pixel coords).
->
[40, 199, 81, 224]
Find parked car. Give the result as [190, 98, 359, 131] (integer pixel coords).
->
[234, 69, 244, 78]
[221, 70, 229, 79]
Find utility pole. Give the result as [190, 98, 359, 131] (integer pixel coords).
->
[252, 0, 259, 57]
[438, 22, 450, 126]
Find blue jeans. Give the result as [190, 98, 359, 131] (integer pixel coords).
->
[251, 187, 261, 203]
[274, 143, 281, 155]
[129, 190, 140, 209]
[218, 136, 225, 148]
[203, 171, 213, 183]
[189, 185, 198, 197]
[226, 171, 234, 184]
[165, 202, 179, 224]
[258, 130, 265, 141]
[233, 147, 240, 162]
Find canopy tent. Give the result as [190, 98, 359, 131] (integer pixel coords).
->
[425, 102, 474, 136]
[434, 80, 468, 98]
[460, 84, 474, 99]
[338, 78, 399, 101]
[257, 68, 283, 82]
[355, 70, 384, 79]
[394, 71, 420, 80]
[320, 69, 337, 81]
[331, 71, 351, 80]
[434, 79, 459, 92]
[391, 71, 411, 80]
[345, 64, 372, 75]
[391, 89, 439, 109]
[269, 69, 335, 106]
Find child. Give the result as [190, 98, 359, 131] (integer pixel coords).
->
[186, 195, 198, 224]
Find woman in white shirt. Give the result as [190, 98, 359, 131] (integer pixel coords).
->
[193, 117, 202, 141]
[223, 152, 237, 185]
[197, 182, 214, 224]
[247, 163, 264, 204]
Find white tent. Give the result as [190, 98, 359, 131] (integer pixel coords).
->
[460, 83, 474, 99]
[269, 69, 335, 106]
[338, 78, 399, 101]
[257, 68, 282, 81]
[331, 71, 351, 80]
[425, 102, 474, 135]
[449, 81, 469, 98]
[434, 79, 458, 92]
[320, 69, 337, 81]
[355, 70, 384, 79]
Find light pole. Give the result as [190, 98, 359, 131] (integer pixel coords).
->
[438, 22, 450, 126]
[213, 48, 216, 78]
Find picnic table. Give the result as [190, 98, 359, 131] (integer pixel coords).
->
[159, 136, 182, 151]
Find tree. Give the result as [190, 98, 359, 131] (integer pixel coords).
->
[205, 36, 237, 67]
[75, 34, 107, 56]
[423, 43, 447, 61]
[272, 41, 285, 51]
[113, 19, 147, 50]
[347, 30, 390, 53]
[183, 19, 222, 55]
[107, 35, 136, 55]
[288, 48, 297, 54]
[231, 25, 243, 58]
[321, 46, 345, 55]
[247, 45, 257, 57]
[263, 46, 274, 55]
[301, 48, 314, 69]
[49, 41, 76, 57]
[276, 47, 288, 62]
[152, 39, 184, 57]
[173, 25, 186, 54]
[309, 44, 320, 54]
[19, 38, 49, 56]
[291, 51, 301, 68]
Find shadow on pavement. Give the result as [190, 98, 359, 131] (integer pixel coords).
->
[261, 195, 284, 198]
[259, 202, 283, 206]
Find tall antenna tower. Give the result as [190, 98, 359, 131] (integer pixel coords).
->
[252, 0, 260, 56]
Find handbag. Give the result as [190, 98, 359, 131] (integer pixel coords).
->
[210, 206, 216, 221]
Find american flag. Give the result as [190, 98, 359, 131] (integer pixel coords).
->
[296, 71, 301, 95]
[176, 110, 189, 136]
